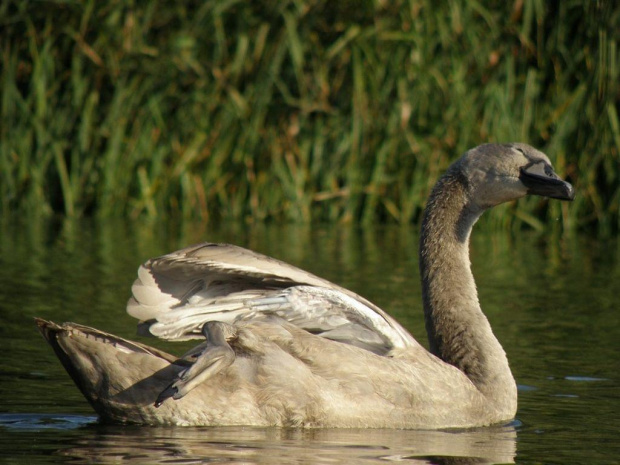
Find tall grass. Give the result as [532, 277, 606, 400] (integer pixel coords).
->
[0, 0, 618, 231]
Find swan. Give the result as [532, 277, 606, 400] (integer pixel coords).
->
[37, 143, 574, 428]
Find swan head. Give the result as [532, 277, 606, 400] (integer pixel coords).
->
[455, 143, 575, 209]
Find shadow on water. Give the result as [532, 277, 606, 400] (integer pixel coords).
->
[1, 216, 620, 464]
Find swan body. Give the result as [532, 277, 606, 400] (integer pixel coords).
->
[37, 143, 574, 428]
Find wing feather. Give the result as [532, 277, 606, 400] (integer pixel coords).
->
[127, 242, 419, 354]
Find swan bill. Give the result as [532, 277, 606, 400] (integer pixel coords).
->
[519, 161, 575, 201]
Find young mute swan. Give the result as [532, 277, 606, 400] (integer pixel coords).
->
[37, 143, 574, 428]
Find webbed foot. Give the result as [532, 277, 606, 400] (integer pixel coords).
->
[154, 321, 237, 407]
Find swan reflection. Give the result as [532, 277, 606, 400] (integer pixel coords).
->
[57, 422, 517, 464]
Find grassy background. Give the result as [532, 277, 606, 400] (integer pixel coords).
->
[1, 0, 618, 232]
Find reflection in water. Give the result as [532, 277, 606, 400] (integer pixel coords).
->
[55, 422, 517, 464]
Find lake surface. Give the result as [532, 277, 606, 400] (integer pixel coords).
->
[1, 217, 618, 464]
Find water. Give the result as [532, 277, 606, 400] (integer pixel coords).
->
[1, 217, 619, 464]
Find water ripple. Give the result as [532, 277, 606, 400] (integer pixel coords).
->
[0, 413, 97, 431]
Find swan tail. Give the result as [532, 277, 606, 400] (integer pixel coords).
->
[35, 318, 186, 424]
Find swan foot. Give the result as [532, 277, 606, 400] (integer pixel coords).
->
[154, 321, 237, 408]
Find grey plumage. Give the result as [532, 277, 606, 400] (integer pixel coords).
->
[37, 143, 574, 428]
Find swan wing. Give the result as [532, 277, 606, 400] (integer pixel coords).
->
[127, 242, 417, 354]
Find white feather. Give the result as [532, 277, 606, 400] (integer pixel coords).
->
[126, 243, 418, 354]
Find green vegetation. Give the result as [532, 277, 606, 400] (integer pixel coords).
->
[1, 1, 618, 231]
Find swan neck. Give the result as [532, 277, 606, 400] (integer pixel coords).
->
[419, 172, 516, 408]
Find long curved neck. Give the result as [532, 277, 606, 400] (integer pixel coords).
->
[419, 171, 516, 410]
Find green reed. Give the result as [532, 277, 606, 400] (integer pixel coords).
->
[0, 0, 618, 232]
